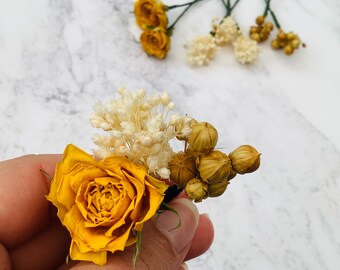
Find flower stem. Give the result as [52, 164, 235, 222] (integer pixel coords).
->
[263, 0, 271, 17]
[226, 0, 231, 16]
[225, 0, 241, 17]
[167, 0, 203, 10]
[264, 0, 281, 29]
[168, 0, 205, 32]
[230, 0, 241, 12]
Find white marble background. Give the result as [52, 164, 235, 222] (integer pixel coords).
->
[1, 0, 340, 269]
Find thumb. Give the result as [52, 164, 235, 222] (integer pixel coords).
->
[65, 198, 199, 270]
[143, 198, 199, 269]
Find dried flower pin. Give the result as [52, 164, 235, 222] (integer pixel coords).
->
[46, 89, 261, 266]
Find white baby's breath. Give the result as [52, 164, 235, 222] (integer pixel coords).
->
[212, 16, 238, 45]
[232, 34, 260, 64]
[186, 35, 217, 66]
[90, 88, 192, 178]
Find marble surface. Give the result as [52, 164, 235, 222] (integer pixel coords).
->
[1, 0, 340, 269]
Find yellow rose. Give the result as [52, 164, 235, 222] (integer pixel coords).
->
[134, 0, 168, 30]
[47, 144, 168, 266]
[140, 28, 170, 59]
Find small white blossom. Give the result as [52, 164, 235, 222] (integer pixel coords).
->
[158, 168, 170, 179]
[232, 34, 260, 64]
[160, 92, 171, 106]
[187, 35, 217, 66]
[91, 88, 192, 179]
[168, 102, 175, 110]
[212, 16, 239, 45]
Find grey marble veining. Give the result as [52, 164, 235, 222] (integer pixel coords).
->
[1, 0, 340, 269]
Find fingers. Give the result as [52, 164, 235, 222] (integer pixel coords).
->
[0, 154, 61, 247]
[9, 219, 70, 270]
[185, 214, 214, 261]
[0, 242, 11, 270]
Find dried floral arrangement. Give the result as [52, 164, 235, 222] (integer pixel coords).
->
[46, 89, 261, 266]
[133, 0, 304, 65]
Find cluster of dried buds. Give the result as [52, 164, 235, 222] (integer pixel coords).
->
[271, 29, 302, 55]
[249, 15, 274, 43]
[169, 120, 261, 202]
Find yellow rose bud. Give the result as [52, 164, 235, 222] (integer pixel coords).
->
[134, 0, 168, 30]
[196, 150, 232, 183]
[208, 179, 229, 197]
[229, 145, 261, 174]
[169, 152, 198, 187]
[185, 178, 208, 202]
[188, 122, 218, 153]
[140, 28, 170, 59]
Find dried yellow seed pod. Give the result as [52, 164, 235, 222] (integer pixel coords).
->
[264, 22, 274, 31]
[287, 32, 295, 40]
[208, 179, 229, 197]
[278, 30, 287, 40]
[227, 169, 237, 180]
[291, 39, 300, 49]
[169, 152, 198, 187]
[255, 15, 265, 25]
[250, 33, 261, 42]
[188, 122, 218, 153]
[229, 145, 261, 174]
[271, 39, 280, 49]
[196, 150, 232, 183]
[250, 26, 259, 34]
[284, 45, 294, 55]
[185, 178, 208, 202]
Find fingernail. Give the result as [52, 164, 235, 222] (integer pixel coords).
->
[201, 213, 210, 219]
[155, 198, 199, 253]
[179, 262, 189, 270]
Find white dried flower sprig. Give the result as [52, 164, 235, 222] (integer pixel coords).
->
[90, 88, 193, 179]
[212, 16, 238, 45]
[232, 34, 259, 64]
[187, 35, 217, 66]
[186, 16, 259, 66]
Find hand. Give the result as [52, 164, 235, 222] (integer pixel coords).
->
[0, 154, 214, 270]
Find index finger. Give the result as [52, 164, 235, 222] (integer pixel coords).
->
[0, 154, 61, 248]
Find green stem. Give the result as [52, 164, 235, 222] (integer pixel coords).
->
[226, 0, 231, 16]
[224, 0, 241, 17]
[263, 0, 271, 17]
[264, 0, 281, 29]
[168, 0, 204, 31]
[230, 0, 241, 12]
[269, 9, 281, 29]
[167, 0, 202, 10]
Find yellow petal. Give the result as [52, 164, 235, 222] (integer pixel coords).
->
[63, 144, 97, 171]
[70, 166, 106, 194]
[70, 240, 107, 266]
[106, 223, 134, 252]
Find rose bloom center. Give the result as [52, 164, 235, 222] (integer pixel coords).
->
[79, 176, 132, 226]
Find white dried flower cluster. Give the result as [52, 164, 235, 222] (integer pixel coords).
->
[187, 35, 217, 66]
[212, 16, 238, 45]
[232, 34, 259, 64]
[186, 16, 259, 66]
[90, 88, 193, 179]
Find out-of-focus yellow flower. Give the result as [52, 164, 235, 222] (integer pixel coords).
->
[47, 144, 168, 266]
[134, 0, 168, 30]
[140, 28, 170, 59]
